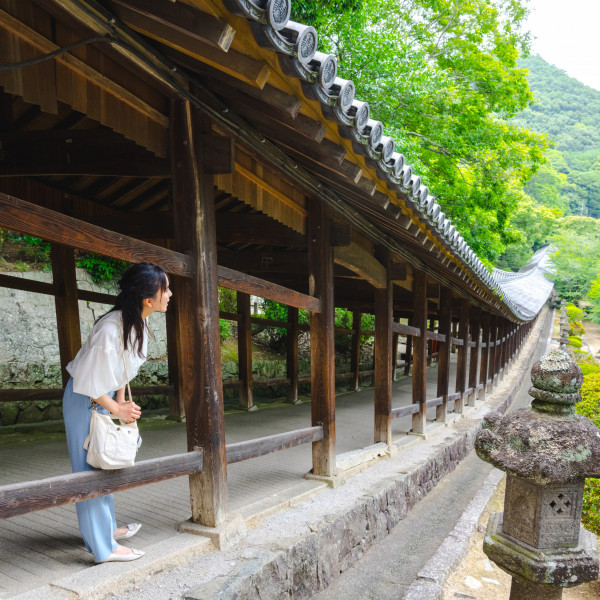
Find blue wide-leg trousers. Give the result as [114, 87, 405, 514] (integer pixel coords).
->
[63, 378, 118, 562]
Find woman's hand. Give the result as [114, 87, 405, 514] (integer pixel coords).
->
[116, 401, 141, 423]
[92, 393, 141, 423]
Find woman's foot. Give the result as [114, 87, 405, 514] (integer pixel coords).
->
[96, 545, 145, 563]
[114, 523, 142, 540]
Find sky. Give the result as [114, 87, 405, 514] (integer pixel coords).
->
[525, 0, 600, 91]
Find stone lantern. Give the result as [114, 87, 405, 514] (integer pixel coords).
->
[475, 348, 600, 599]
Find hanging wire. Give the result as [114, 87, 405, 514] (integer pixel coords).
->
[0, 36, 120, 71]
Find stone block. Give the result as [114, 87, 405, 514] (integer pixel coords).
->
[290, 533, 319, 598]
[484, 512, 599, 587]
[179, 513, 247, 551]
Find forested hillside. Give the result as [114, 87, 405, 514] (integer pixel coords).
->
[513, 55, 600, 217]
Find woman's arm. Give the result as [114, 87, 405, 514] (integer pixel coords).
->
[92, 393, 141, 422]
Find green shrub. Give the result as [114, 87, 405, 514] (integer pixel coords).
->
[580, 363, 600, 376]
[570, 321, 585, 336]
[568, 336, 582, 348]
[219, 318, 233, 341]
[566, 303, 584, 323]
[76, 254, 128, 282]
[578, 372, 600, 535]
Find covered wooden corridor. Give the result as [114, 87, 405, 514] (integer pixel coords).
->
[0, 0, 551, 561]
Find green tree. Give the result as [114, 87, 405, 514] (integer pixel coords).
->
[496, 193, 560, 270]
[549, 224, 600, 302]
[292, 0, 547, 261]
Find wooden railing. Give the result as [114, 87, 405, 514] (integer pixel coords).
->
[0, 425, 323, 520]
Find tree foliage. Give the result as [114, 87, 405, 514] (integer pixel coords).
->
[548, 217, 600, 302]
[291, 0, 547, 260]
[513, 55, 600, 218]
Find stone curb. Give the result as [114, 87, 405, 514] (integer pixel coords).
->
[180, 309, 550, 600]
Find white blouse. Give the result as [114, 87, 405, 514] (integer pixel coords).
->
[67, 310, 148, 399]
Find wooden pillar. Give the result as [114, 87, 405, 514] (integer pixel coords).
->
[392, 327, 399, 382]
[237, 292, 254, 410]
[165, 293, 184, 419]
[412, 271, 428, 434]
[436, 286, 452, 422]
[374, 248, 393, 445]
[427, 320, 433, 366]
[350, 311, 362, 391]
[51, 244, 81, 386]
[468, 311, 481, 407]
[479, 313, 490, 400]
[308, 197, 336, 477]
[494, 318, 504, 383]
[489, 316, 498, 389]
[454, 299, 469, 413]
[404, 323, 412, 376]
[171, 99, 226, 526]
[286, 306, 299, 404]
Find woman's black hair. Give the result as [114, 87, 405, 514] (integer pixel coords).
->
[111, 262, 168, 357]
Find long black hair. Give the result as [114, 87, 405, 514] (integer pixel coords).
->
[110, 262, 168, 357]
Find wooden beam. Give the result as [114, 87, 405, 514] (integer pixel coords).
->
[374, 248, 393, 445]
[412, 270, 428, 434]
[237, 292, 254, 411]
[154, 34, 270, 88]
[217, 266, 321, 312]
[208, 79, 326, 143]
[0, 192, 192, 276]
[390, 262, 407, 281]
[163, 47, 300, 116]
[171, 99, 227, 527]
[308, 197, 336, 477]
[201, 135, 235, 174]
[0, 8, 168, 128]
[226, 427, 322, 464]
[51, 245, 81, 386]
[0, 273, 57, 296]
[0, 130, 169, 177]
[216, 212, 306, 247]
[235, 163, 308, 218]
[107, 0, 235, 51]
[0, 386, 174, 403]
[334, 242, 387, 289]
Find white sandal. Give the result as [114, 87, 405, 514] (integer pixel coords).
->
[114, 523, 142, 540]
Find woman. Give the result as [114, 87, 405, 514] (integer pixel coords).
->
[63, 262, 172, 563]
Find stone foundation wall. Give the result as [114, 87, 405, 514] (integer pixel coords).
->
[0, 269, 168, 426]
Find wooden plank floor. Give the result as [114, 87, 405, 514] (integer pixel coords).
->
[0, 356, 462, 598]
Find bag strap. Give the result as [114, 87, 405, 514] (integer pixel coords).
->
[122, 349, 133, 403]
